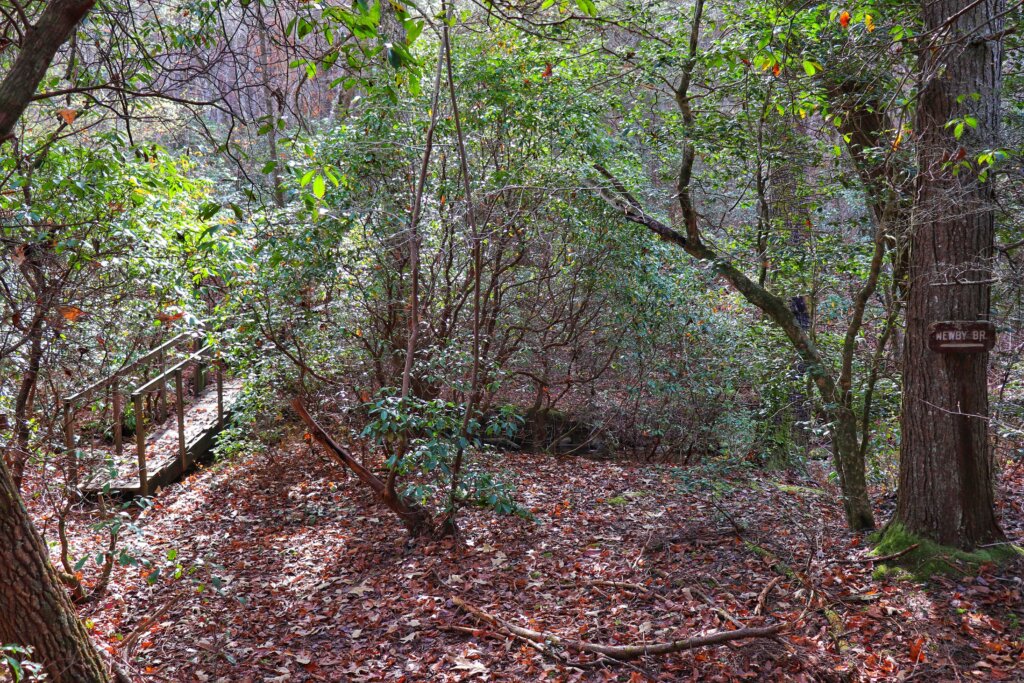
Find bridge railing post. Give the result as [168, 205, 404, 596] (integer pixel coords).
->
[63, 402, 78, 491]
[175, 369, 186, 472]
[197, 359, 206, 396]
[158, 350, 168, 423]
[112, 379, 122, 455]
[134, 393, 147, 495]
[216, 359, 224, 429]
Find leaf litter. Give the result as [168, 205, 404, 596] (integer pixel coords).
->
[38, 442, 1024, 681]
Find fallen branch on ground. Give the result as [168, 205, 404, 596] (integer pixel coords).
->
[561, 579, 648, 593]
[118, 595, 181, 654]
[839, 543, 920, 565]
[755, 576, 783, 616]
[452, 596, 784, 661]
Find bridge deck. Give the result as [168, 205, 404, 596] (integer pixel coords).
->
[80, 379, 242, 496]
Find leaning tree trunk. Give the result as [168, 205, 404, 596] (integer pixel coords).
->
[0, 0, 96, 140]
[894, 0, 1005, 549]
[0, 460, 111, 682]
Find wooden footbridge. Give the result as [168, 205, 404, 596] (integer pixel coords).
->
[63, 331, 241, 496]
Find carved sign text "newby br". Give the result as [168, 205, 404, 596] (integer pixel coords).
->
[927, 321, 996, 353]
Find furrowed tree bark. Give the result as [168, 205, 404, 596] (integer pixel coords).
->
[894, 0, 1006, 549]
[0, 0, 96, 141]
[0, 459, 110, 682]
[592, 0, 875, 530]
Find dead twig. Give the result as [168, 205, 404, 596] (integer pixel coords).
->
[839, 543, 920, 565]
[755, 576, 782, 616]
[118, 595, 181, 654]
[452, 596, 784, 661]
[562, 579, 648, 593]
[693, 588, 746, 630]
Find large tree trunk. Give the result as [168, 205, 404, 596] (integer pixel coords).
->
[894, 0, 1005, 548]
[0, 2, 113, 680]
[0, 460, 111, 682]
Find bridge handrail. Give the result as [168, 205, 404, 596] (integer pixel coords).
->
[131, 345, 215, 398]
[64, 323, 231, 496]
[63, 331, 202, 405]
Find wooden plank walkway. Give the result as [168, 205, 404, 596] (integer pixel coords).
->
[80, 379, 242, 496]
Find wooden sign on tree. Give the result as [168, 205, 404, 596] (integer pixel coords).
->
[926, 321, 996, 354]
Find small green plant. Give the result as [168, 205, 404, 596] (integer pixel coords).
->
[361, 391, 530, 519]
[1, 644, 45, 682]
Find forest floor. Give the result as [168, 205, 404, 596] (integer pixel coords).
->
[30, 440, 1024, 682]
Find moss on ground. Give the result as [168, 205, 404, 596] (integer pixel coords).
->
[773, 482, 826, 496]
[870, 523, 1024, 580]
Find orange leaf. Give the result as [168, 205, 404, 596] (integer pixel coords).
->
[542, 62, 553, 78]
[59, 306, 85, 322]
[839, 11, 851, 27]
[772, 64, 781, 76]
[58, 109, 78, 125]
[909, 636, 926, 663]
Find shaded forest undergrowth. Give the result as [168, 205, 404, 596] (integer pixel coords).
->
[28, 443, 1024, 682]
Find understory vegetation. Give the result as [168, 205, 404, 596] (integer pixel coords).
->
[0, 0, 1022, 680]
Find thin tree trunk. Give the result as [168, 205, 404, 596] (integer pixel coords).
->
[8, 308, 45, 489]
[895, 0, 1006, 549]
[591, 0, 875, 530]
[441, 2, 484, 534]
[256, 6, 285, 207]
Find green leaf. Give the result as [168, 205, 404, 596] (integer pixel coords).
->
[197, 202, 221, 220]
[312, 174, 326, 199]
[405, 19, 424, 44]
[574, 0, 598, 16]
[802, 60, 816, 76]
[386, 44, 402, 69]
